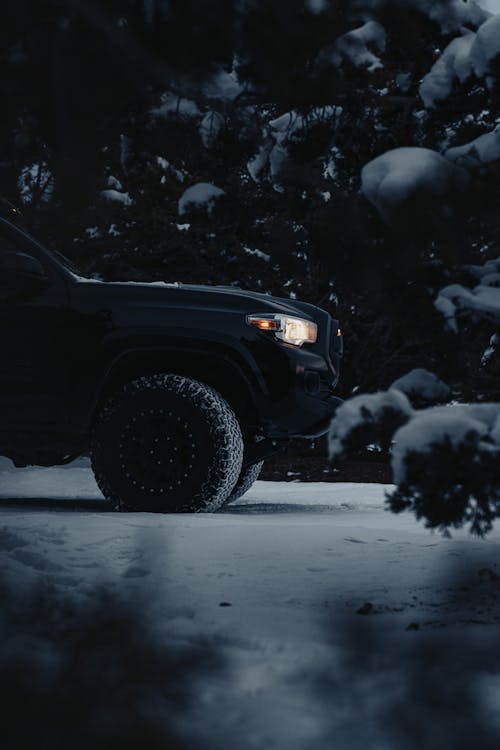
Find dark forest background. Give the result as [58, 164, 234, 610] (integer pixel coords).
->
[1, 1, 498, 478]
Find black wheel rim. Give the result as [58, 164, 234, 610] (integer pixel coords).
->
[118, 408, 198, 496]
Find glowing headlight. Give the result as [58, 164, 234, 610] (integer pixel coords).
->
[247, 314, 318, 346]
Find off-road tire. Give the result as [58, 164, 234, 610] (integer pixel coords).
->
[90, 374, 243, 512]
[224, 460, 264, 505]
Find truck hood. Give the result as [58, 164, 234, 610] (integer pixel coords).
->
[72, 276, 325, 323]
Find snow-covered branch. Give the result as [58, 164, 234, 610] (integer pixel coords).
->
[329, 372, 500, 535]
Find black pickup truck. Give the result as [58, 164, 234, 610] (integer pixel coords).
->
[0, 211, 342, 512]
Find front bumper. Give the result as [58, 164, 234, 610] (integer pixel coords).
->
[262, 386, 342, 439]
[257, 345, 342, 439]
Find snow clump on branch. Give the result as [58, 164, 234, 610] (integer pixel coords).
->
[18, 162, 54, 205]
[445, 124, 500, 173]
[247, 106, 342, 188]
[435, 257, 500, 332]
[419, 12, 500, 107]
[150, 91, 200, 120]
[178, 182, 225, 216]
[329, 378, 500, 535]
[419, 31, 476, 108]
[331, 21, 386, 72]
[361, 147, 469, 227]
[389, 402, 500, 535]
[405, 0, 489, 33]
[100, 189, 133, 206]
[470, 13, 500, 80]
[389, 368, 451, 406]
[329, 389, 413, 458]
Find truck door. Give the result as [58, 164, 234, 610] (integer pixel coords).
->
[0, 235, 70, 433]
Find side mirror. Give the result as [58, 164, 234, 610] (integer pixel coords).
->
[1, 250, 48, 280]
[0, 251, 49, 298]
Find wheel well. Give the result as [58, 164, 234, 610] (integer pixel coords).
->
[95, 350, 259, 429]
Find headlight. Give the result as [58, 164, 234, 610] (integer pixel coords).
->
[247, 314, 318, 347]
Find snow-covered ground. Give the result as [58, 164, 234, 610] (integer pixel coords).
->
[1, 458, 499, 748]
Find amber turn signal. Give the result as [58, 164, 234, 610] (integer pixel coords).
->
[248, 317, 279, 331]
